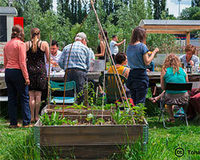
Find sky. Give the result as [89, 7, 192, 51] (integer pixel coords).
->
[166, 0, 191, 17]
[53, 0, 192, 18]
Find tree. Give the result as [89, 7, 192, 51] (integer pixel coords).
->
[38, 0, 53, 13]
[192, 0, 200, 7]
[151, 0, 166, 19]
[180, 7, 200, 20]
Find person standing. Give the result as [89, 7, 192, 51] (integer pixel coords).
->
[4, 25, 31, 128]
[126, 26, 159, 105]
[25, 28, 49, 122]
[110, 35, 125, 62]
[58, 32, 93, 103]
[95, 30, 108, 60]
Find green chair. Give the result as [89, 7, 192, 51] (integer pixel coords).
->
[50, 81, 76, 104]
[99, 73, 127, 103]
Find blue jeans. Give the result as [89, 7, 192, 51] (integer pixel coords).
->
[65, 68, 87, 104]
[5, 69, 31, 126]
[127, 69, 149, 105]
[130, 88, 148, 105]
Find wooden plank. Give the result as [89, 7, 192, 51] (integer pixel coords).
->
[40, 125, 143, 146]
[186, 32, 190, 45]
[146, 30, 187, 34]
[47, 109, 113, 115]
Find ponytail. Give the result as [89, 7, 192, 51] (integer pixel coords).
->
[30, 28, 40, 53]
[32, 35, 38, 53]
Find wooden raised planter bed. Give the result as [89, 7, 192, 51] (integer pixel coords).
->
[34, 105, 148, 159]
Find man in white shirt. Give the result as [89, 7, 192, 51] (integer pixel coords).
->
[48, 40, 63, 72]
[110, 35, 125, 62]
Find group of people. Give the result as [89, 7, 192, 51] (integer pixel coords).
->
[4, 25, 50, 127]
[3, 24, 200, 127]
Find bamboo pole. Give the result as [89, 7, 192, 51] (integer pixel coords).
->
[90, 0, 135, 124]
[47, 36, 52, 108]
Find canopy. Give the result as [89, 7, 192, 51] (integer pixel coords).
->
[139, 20, 200, 45]
[0, 7, 18, 16]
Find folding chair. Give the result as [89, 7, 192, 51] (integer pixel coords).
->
[99, 73, 127, 103]
[159, 82, 193, 128]
[50, 81, 76, 104]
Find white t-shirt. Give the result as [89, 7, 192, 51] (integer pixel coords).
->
[46, 50, 63, 73]
[110, 40, 119, 55]
[51, 50, 62, 63]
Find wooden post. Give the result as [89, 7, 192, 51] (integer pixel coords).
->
[186, 32, 190, 45]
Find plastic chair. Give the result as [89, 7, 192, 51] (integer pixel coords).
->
[99, 73, 127, 103]
[50, 81, 76, 104]
[159, 82, 193, 128]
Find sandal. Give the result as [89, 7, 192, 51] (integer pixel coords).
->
[166, 118, 175, 123]
[9, 125, 18, 128]
[149, 97, 159, 103]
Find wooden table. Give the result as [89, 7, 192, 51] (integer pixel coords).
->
[50, 71, 102, 82]
[148, 72, 200, 83]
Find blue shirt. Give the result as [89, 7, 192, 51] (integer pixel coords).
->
[126, 43, 149, 69]
[164, 67, 187, 94]
[58, 41, 93, 71]
[179, 54, 199, 67]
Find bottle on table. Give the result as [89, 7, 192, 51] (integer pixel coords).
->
[186, 62, 192, 74]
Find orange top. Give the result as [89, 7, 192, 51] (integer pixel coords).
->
[4, 38, 29, 80]
[107, 65, 129, 79]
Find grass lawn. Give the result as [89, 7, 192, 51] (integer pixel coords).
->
[0, 115, 200, 160]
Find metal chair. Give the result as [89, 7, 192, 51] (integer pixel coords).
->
[159, 82, 193, 128]
[50, 81, 76, 104]
[99, 73, 127, 103]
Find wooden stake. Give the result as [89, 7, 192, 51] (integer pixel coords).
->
[90, 0, 135, 124]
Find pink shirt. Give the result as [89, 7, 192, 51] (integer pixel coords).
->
[4, 38, 29, 80]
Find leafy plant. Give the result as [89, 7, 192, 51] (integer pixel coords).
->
[111, 103, 146, 124]
[40, 112, 66, 126]
[40, 112, 79, 126]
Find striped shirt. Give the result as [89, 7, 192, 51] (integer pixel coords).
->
[58, 41, 93, 71]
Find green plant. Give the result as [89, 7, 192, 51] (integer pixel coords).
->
[111, 103, 146, 124]
[40, 112, 65, 126]
[40, 112, 79, 126]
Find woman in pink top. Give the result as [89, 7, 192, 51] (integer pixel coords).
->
[4, 25, 31, 128]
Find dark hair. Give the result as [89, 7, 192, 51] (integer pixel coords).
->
[11, 25, 24, 41]
[185, 44, 196, 54]
[112, 35, 117, 39]
[30, 28, 40, 53]
[51, 40, 58, 47]
[99, 29, 108, 41]
[115, 52, 127, 64]
[130, 26, 146, 44]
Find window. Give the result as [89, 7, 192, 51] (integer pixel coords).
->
[0, 16, 7, 42]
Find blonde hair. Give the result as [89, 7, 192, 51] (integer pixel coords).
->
[162, 53, 181, 74]
[30, 28, 40, 53]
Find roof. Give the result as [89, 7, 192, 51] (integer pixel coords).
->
[139, 20, 200, 26]
[139, 20, 200, 34]
[0, 7, 18, 16]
